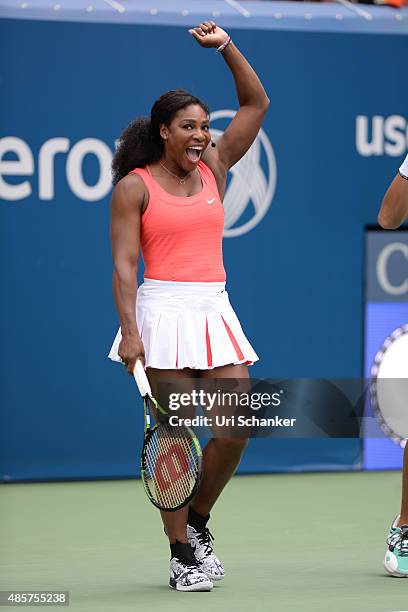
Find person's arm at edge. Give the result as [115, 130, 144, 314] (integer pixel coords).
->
[378, 154, 408, 229]
[110, 174, 145, 372]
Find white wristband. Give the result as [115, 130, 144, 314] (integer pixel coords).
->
[399, 152, 408, 180]
[217, 36, 232, 53]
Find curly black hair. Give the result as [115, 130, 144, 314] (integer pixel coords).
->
[112, 89, 210, 185]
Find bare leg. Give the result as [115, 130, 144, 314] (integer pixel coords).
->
[191, 363, 250, 517]
[397, 443, 408, 526]
[146, 367, 197, 544]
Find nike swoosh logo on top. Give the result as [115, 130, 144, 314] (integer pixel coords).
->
[207, 198, 216, 204]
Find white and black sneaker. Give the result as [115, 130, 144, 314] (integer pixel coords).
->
[187, 525, 225, 581]
[169, 557, 213, 592]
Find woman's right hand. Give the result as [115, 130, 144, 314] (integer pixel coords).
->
[118, 333, 145, 375]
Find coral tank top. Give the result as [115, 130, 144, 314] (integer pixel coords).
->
[130, 161, 226, 282]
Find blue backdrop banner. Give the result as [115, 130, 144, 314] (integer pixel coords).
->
[1, 13, 407, 480]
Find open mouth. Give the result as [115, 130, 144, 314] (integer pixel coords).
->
[185, 146, 203, 163]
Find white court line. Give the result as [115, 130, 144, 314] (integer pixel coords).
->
[103, 0, 125, 13]
[224, 0, 251, 18]
[334, 0, 373, 20]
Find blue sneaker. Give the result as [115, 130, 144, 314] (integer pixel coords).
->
[384, 516, 408, 577]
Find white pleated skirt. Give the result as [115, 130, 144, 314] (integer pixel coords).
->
[108, 278, 259, 370]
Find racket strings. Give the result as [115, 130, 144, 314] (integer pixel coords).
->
[143, 424, 200, 509]
[145, 435, 196, 507]
[146, 429, 197, 506]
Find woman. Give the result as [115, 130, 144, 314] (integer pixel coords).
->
[109, 21, 269, 592]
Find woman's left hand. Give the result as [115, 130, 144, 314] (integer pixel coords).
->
[188, 22, 229, 49]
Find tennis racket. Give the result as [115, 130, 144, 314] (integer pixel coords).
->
[133, 360, 203, 512]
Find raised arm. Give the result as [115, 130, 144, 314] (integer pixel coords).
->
[110, 174, 146, 373]
[190, 22, 270, 172]
[378, 156, 408, 229]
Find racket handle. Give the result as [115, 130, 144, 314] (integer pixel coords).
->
[133, 360, 152, 398]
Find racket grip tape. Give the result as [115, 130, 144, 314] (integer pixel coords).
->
[133, 360, 152, 398]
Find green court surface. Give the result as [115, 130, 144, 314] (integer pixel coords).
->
[1, 471, 407, 612]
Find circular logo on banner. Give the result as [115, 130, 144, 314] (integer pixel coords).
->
[210, 109, 277, 238]
[370, 324, 408, 447]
